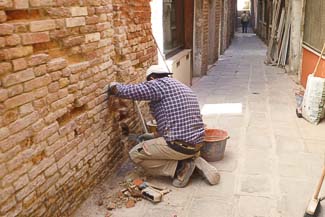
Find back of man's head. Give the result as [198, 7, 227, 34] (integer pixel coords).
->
[146, 65, 172, 81]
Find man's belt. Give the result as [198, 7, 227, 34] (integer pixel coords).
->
[167, 140, 202, 155]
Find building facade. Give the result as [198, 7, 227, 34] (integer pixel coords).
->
[252, 0, 324, 86]
[151, 0, 237, 84]
[300, 0, 325, 87]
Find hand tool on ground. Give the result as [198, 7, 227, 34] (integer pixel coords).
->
[138, 182, 169, 192]
[141, 186, 170, 203]
[141, 186, 163, 203]
[304, 166, 325, 216]
[137, 181, 171, 203]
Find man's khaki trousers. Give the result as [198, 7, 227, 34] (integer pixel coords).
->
[129, 137, 195, 177]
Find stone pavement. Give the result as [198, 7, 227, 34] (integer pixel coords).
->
[73, 33, 325, 217]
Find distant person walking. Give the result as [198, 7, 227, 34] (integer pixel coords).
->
[240, 11, 250, 33]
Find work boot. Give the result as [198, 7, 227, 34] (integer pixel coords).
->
[172, 160, 195, 188]
[194, 157, 220, 185]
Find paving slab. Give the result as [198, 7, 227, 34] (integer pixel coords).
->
[72, 32, 325, 217]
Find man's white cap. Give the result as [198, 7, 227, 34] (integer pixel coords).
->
[146, 65, 172, 79]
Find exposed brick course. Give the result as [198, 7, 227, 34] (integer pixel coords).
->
[0, 1, 156, 216]
[30, 20, 56, 32]
[21, 32, 50, 45]
[0, 24, 14, 35]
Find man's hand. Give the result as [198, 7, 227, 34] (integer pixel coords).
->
[137, 133, 155, 142]
[108, 82, 119, 95]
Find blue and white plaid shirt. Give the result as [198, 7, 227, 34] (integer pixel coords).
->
[115, 77, 204, 145]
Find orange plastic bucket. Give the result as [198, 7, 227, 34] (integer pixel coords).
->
[201, 129, 229, 162]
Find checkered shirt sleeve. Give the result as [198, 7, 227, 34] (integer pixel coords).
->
[115, 78, 205, 145]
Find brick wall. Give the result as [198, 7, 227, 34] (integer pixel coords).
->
[201, 0, 209, 75]
[193, 0, 236, 77]
[215, 0, 221, 61]
[220, 0, 236, 53]
[0, 0, 156, 216]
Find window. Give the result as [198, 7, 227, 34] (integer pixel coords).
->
[303, 0, 325, 51]
[163, 0, 185, 58]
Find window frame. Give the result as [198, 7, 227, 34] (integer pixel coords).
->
[162, 0, 185, 59]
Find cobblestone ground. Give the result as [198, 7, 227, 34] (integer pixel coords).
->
[73, 33, 325, 217]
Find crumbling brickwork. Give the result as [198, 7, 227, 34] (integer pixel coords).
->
[0, 0, 156, 216]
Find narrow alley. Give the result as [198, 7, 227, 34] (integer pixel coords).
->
[73, 32, 325, 217]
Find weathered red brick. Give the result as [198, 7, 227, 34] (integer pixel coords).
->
[34, 86, 48, 99]
[0, 36, 5, 47]
[79, 25, 97, 34]
[1, 158, 32, 186]
[0, 11, 7, 23]
[70, 7, 88, 16]
[13, 0, 28, 9]
[33, 122, 58, 143]
[34, 64, 47, 76]
[13, 174, 29, 191]
[30, 20, 56, 32]
[0, 186, 14, 204]
[16, 175, 45, 201]
[44, 163, 58, 177]
[0, 196, 17, 214]
[86, 16, 99, 25]
[21, 32, 50, 45]
[2, 68, 35, 87]
[65, 17, 85, 28]
[6, 152, 27, 172]
[0, 24, 14, 36]
[4, 92, 35, 109]
[45, 7, 70, 18]
[58, 77, 69, 88]
[9, 112, 38, 134]
[47, 82, 58, 94]
[0, 0, 13, 9]
[5, 34, 20, 46]
[24, 74, 51, 91]
[28, 157, 55, 180]
[96, 22, 110, 31]
[2, 109, 19, 126]
[0, 62, 12, 75]
[1, 46, 33, 60]
[49, 70, 62, 81]
[28, 53, 49, 66]
[0, 89, 8, 102]
[47, 57, 68, 72]
[0, 163, 8, 179]
[56, 0, 78, 6]
[66, 61, 90, 74]
[7, 84, 23, 97]
[12, 58, 27, 71]
[29, 0, 52, 7]
[62, 36, 84, 47]
[85, 32, 100, 43]
[19, 103, 34, 116]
